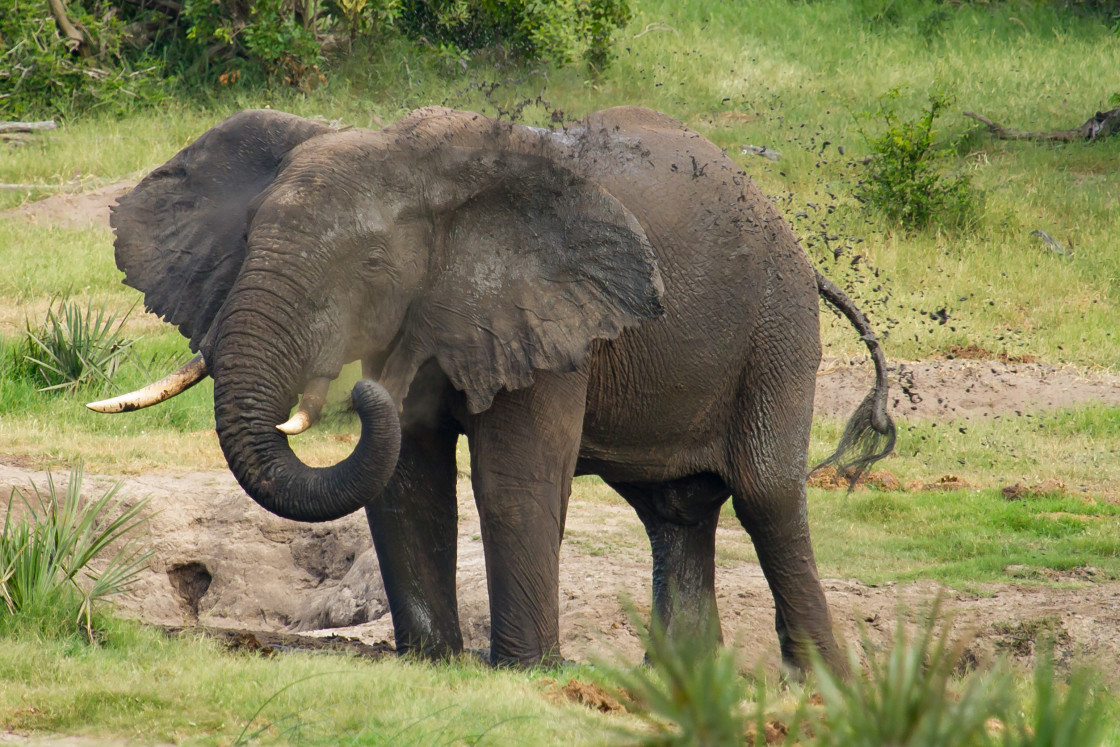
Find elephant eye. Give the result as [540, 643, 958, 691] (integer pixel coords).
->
[360, 251, 390, 277]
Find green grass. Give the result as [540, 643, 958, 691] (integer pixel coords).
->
[0, 618, 619, 744]
[807, 486, 1120, 587]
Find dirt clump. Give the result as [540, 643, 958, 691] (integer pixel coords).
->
[991, 615, 1072, 662]
[808, 465, 900, 491]
[943, 344, 1038, 365]
[745, 719, 790, 745]
[552, 679, 625, 713]
[163, 625, 394, 659]
[903, 474, 971, 492]
[1001, 479, 1066, 501]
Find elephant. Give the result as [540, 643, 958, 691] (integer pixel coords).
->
[89, 105, 895, 673]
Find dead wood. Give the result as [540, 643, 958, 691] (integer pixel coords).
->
[47, 0, 91, 57]
[0, 121, 58, 134]
[964, 108, 1120, 142]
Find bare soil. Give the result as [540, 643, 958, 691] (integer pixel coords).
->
[1, 458, 1117, 679]
[5, 182, 1120, 677]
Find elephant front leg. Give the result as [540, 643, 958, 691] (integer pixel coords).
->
[365, 425, 462, 659]
[466, 370, 588, 667]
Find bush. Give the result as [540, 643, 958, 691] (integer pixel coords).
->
[607, 618, 754, 745]
[857, 88, 981, 230]
[21, 298, 135, 393]
[0, 2, 167, 119]
[0, 466, 150, 639]
[810, 611, 1010, 746]
[396, 0, 633, 69]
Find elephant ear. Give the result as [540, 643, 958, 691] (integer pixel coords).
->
[410, 157, 663, 413]
[111, 110, 332, 351]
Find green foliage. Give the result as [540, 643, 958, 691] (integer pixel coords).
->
[0, 2, 167, 119]
[20, 298, 135, 393]
[178, 0, 328, 88]
[1018, 651, 1110, 747]
[0, 466, 150, 638]
[857, 88, 981, 230]
[396, 0, 633, 69]
[811, 608, 1010, 746]
[607, 615, 760, 746]
[608, 601, 1111, 747]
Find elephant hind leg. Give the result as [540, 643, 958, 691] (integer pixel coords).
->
[723, 372, 846, 676]
[608, 474, 731, 654]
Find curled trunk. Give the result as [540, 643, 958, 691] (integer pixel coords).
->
[210, 328, 401, 523]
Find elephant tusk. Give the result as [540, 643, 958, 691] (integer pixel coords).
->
[87, 353, 208, 413]
[277, 377, 331, 436]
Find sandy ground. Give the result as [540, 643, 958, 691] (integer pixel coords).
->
[4, 182, 1120, 684]
[0, 454, 1117, 679]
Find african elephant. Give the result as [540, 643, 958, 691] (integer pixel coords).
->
[90, 106, 895, 673]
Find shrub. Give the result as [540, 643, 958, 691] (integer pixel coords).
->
[607, 618, 755, 746]
[21, 298, 136, 393]
[0, 466, 150, 639]
[396, 0, 633, 69]
[857, 88, 981, 230]
[0, 2, 167, 119]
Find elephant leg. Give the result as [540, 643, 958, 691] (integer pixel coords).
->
[365, 424, 462, 659]
[725, 361, 846, 676]
[607, 475, 730, 654]
[465, 370, 587, 667]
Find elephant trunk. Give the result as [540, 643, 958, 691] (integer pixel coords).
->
[209, 313, 401, 523]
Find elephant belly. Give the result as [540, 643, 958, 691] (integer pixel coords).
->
[576, 324, 751, 483]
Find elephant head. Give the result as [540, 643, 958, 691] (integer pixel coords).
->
[92, 108, 663, 523]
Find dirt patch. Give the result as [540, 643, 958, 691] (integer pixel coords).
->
[1, 462, 1118, 680]
[160, 625, 394, 659]
[1, 181, 135, 231]
[545, 679, 625, 714]
[815, 357, 1120, 422]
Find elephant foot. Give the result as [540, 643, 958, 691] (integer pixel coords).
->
[488, 642, 565, 670]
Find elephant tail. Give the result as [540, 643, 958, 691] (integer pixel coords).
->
[812, 269, 897, 486]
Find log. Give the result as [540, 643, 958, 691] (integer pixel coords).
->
[963, 108, 1120, 142]
[47, 0, 90, 57]
[0, 120, 57, 134]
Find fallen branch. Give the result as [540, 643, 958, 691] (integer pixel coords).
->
[0, 120, 57, 134]
[47, 0, 90, 57]
[0, 183, 82, 191]
[1030, 229, 1072, 258]
[963, 108, 1120, 142]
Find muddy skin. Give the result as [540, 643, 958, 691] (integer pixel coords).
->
[105, 106, 895, 674]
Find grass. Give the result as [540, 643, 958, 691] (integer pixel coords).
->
[0, 618, 619, 744]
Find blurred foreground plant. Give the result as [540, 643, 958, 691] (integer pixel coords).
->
[0, 466, 150, 639]
[604, 597, 1110, 746]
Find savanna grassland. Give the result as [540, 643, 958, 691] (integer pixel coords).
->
[2, 0, 1120, 743]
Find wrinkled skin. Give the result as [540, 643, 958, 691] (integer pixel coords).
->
[107, 106, 893, 673]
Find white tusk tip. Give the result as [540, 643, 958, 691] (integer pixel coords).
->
[277, 411, 312, 435]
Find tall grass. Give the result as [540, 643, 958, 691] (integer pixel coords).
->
[0, 466, 150, 638]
